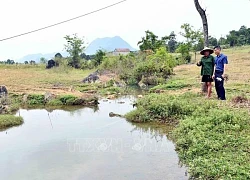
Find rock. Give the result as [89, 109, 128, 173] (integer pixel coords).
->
[103, 99, 109, 102]
[23, 94, 28, 103]
[0, 85, 8, 97]
[137, 95, 143, 98]
[113, 80, 126, 87]
[138, 81, 147, 89]
[109, 112, 123, 117]
[154, 89, 165, 93]
[86, 90, 97, 94]
[141, 76, 157, 86]
[107, 95, 116, 99]
[44, 92, 56, 102]
[82, 73, 100, 83]
[118, 101, 125, 104]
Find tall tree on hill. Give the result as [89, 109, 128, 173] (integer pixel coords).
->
[194, 0, 209, 47]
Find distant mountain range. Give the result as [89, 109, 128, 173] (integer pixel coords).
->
[17, 36, 136, 62]
[18, 52, 69, 63]
[85, 36, 136, 55]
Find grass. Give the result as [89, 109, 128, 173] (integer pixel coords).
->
[125, 46, 250, 179]
[0, 115, 23, 130]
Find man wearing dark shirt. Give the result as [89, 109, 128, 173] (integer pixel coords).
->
[213, 46, 228, 100]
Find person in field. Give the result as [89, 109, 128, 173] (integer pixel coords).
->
[213, 45, 228, 100]
[197, 47, 215, 98]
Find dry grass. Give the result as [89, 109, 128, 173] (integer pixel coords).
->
[0, 64, 94, 97]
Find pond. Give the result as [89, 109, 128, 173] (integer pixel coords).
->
[0, 96, 188, 180]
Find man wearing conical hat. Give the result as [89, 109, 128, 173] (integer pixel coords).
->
[197, 47, 215, 98]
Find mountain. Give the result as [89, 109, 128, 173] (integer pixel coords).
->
[85, 36, 137, 55]
[18, 52, 69, 63]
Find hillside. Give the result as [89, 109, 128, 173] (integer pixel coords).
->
[85, 36, 137, 55]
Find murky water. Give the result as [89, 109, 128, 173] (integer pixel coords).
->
[0, 96, 187, 180]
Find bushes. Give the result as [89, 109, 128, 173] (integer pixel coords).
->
[27, 94, 45, 105]
[100, 47, 176, 86]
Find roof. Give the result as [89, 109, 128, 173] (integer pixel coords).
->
[114, 48, 130, 52]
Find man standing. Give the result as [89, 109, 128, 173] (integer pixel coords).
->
[213, 46, 228, 100]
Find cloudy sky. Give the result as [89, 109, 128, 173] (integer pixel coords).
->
[0, 0, 250, 60]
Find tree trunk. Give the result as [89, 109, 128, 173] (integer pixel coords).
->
[194, 0, 209, 47]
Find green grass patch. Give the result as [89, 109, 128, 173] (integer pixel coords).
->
[150, 79, 192, 92]
[27, 94, 45, 105]
[125, 93, 250, 179]
[99, 87, 121, 95]
[0, 115, 23, 129]
[59, 95, 77, 105]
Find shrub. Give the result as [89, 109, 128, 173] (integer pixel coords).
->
[59, 95, 77, 105]
[100, 47, 176, 86]
[27, 94, 45, 105]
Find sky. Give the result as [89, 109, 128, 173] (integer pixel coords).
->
[0, 0, 250, 60]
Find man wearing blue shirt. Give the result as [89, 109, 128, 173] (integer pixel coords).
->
[213, 46, 228, 100]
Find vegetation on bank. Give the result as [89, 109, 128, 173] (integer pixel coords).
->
[0, 115, 23, 130]
[125, 92, 250, 179]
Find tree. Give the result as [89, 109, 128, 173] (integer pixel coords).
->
[194, 0, 209, 47]
[167, 31, 177, 53]
[176, 43, 191, 63]
[64, 34, 85, 68]
[93, 50, 106, 67]
[137, 30, 167, 52]
[180, 23, 203, 61]
[24, 61, 29, 64]
[40, 57, 47, 64]
[218, 37, 227, 45]
[6, 59, 15, 64]
[209, 36, 218, 47]
[226, 30, 238, 47]
[55, 53, 63, 59]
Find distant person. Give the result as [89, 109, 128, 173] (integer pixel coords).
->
[213, 45, 228, 100]
[197, 47, 215, 98]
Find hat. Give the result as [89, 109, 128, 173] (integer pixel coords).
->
[200, 47, 214, 55]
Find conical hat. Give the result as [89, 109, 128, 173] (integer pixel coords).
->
[200, 47, 214, 55]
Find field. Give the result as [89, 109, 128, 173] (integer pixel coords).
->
[0, 65, 94, 96]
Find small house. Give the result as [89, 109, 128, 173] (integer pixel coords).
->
[113, 48, 131, 56]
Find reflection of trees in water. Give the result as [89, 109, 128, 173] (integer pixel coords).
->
[129, 122, 174, 141]
[44, 105, 99, 116]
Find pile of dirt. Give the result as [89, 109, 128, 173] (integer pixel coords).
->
[232, 96, 248, 104]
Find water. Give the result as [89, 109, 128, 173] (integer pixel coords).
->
[0, 96, 187, 180]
